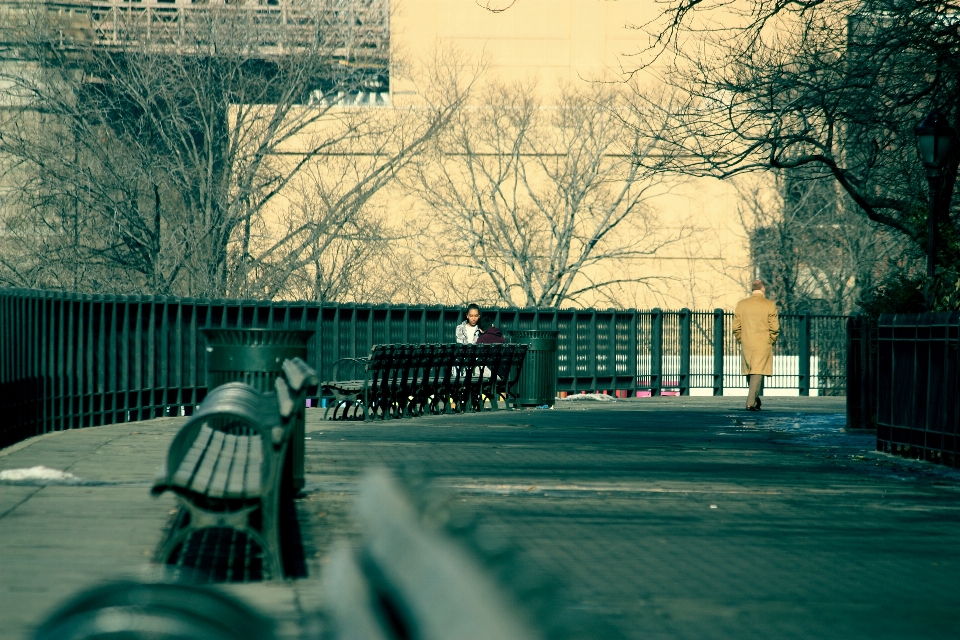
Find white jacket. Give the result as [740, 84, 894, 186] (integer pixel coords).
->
[455, 321, 481, 344]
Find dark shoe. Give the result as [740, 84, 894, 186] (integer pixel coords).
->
[755, 397, 761, 409]
[746, 405, 760, 411]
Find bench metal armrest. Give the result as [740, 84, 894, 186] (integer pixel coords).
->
[282, 357, 320, 393]
[326, 357, 370, 383]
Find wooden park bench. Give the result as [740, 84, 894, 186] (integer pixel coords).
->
[321, 343, 528, 421]
[151, 358, 318, 581]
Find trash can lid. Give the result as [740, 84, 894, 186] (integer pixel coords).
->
[202, 328, 315, 347]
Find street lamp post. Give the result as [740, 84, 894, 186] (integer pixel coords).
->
[915, 111, 958, 308]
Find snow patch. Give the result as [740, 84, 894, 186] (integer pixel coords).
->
[0, 466, 82, 485]
[558, 393, 616, 402]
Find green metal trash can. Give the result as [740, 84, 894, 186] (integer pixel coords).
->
[202, 328, 315, 492]
[508, 330, 559, 407]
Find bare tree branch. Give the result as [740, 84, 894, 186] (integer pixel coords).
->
[475, 0, 519, 13]
[629, 0, 960, 277]
[0, 0, 434, 299]
[405, 80, 683, 307]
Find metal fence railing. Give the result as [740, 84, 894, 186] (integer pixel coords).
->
[847, 313, 960, 468]
[0, 288, 848, 448]
[852, 313, 960, 466]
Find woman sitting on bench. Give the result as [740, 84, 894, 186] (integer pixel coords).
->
[455, 303, 482, 344]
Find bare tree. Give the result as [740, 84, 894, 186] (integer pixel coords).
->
[736, 169, 904, 314]
[0, 1, 472, 299]
[228, 49, 480, 301]
[406, 80, 679, 308]
[256, 167, 432, 304]
[630, 0, 959, 297]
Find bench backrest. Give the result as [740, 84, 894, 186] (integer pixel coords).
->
[367, 344, 395, 400]
[501, 343, 528, 385]
[432, 343, 456, 387]
[391, 344, 416, 393]
[154, 358, 318, 500]
[153, 383, 283, 501]
[407, 344, 432, 387]
[364, 343, 525, 375]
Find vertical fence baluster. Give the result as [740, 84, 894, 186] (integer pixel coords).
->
[0, 293, 7, 388]
[607, 311, 616, 394]
[134, 299, 143, 421]
[2, 293, 12, 443]
[121, 299, 130, 422]
[315, 304, 326, 386]
[865, 316, 875, 434]
[96, 296, 106, 426]
[31, 293, 40, 436]
[846, 315, 859, 429]
[799, 311, 810, 396]
[651, 308, 662, 397]
[333, 304, 343, 365]
[83, 296, 92, 426]
[713, 308, 724, 396]
[60, 295, 69, 431]
[160, 298, 170, 416]
[174, 300, 183, 414]
[629, 310, 638, 397]
[419, 306, 427, 344]
[679, 308, 690, 396]
[590, 309, 598, 392]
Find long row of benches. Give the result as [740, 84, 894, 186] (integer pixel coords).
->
[321, 342, 528, 420]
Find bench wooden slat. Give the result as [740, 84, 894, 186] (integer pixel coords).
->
[245, 438, 263, 497]
[226, 434, 250, 497]
[172, 425, 214, 488]
[326, 379, 365, 391]
[207, 433, 239, 498]
[190, 429, 226, 495]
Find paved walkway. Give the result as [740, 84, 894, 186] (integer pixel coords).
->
[2, 397, 960, 639]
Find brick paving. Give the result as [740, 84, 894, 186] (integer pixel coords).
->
[2, 397, 960, 639]
[298, 397, 960, 640]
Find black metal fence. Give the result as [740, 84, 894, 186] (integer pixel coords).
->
[846, 315, 876, 431]
[847, 313, 960, 467]
[884, 313, 960, 462]
[0, 288, 848, 448]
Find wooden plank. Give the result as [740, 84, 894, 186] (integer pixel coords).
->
[207, 433, 238, 498]
[245, 438, 263, 498]
[324, 380, 365, 391]
[172, 425, 215, 487]
[226, 435, 250, 497]
[190, 429, 225, 494]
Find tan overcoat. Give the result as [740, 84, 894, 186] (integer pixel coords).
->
[733, 292, 780, 375]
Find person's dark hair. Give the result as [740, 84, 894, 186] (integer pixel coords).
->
[751, 279, 764, 291]
[465, 303, 480, 318]
[479, 315, 494, 331]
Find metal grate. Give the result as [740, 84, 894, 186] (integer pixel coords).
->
[167, 525, 266, 583]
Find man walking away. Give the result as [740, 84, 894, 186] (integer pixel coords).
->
[733, 280, 780, 411]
